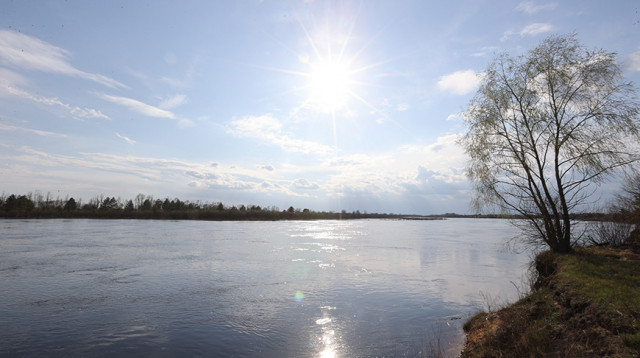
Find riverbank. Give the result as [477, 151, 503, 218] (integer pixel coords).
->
[461, 245, 640, 357]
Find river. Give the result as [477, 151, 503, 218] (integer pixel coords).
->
[0, 218, 531, 357]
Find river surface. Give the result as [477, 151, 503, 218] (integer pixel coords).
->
[0, 218, 531, 357]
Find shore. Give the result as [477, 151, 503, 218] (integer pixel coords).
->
[460, 245, 640, 357]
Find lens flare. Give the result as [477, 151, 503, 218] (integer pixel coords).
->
[294, 291, 305, 302]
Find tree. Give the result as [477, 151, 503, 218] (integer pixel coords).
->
[461, 34, 640, 253]
[141, 199, 152, 211]
[63, 197, 77, 211]
[3, 194, 35, 214]
[124, 199, 135, 212]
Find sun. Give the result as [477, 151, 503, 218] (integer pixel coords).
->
[253, 7, 387, 120]
[309, 59, 353, 113]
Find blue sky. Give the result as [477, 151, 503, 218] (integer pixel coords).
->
[1, 0, 639, 214]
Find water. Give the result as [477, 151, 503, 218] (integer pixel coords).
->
[0, 218, 531, 357]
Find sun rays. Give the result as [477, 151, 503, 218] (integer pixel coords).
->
[253, 8, 388, 125]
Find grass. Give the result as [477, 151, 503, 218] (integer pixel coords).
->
[461, 246, 640, 357]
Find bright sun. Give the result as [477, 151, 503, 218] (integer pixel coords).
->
[309, 59, 353, 113]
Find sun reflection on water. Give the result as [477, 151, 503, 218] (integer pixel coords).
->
[316, 306, 339, 358]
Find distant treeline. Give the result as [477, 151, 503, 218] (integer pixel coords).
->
[0, 191, 610, 221]
[428, 212, 612, 221]
[0, 192, 408, 221]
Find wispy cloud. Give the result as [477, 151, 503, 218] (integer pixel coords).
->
[100, 94, 176, 119]
[0, 68, 110, 120]
[99, 93, 194, 127]
[515, 2, 558, 15]
[116, 132, 136, 145]
[228, 114, 335, 155]
[158, 94, 188, 109]
[0, 122, 67, 137]
[471, 46, 500, 57]
[520, 23, 555, 36]
[502, 23, 555, 41]
[0, 30, 125, 88]
[437, 70, 480, 95]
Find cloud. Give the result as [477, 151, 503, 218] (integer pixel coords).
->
[0, 122, 67, 137]
[230, 114, 282, 137]
[437, 70, 480, 95]
[0, 133, 472, 214]
[100, 94, 176, 119]
[116, 132, 136, 145]
[259, 165, 275, 171]
[520, 23, 555, 36]
[0, 68, 110, 120]
[158, 94, 188, 109]
[515, 2, 557, 14]
[291, 178, 319, 190]
[471, 46, 500, 57]
[502, 23, 555, 41]
[628, 50, 640, 72]
[0, 30, 125, 88]
[2, 145, 284, 198]
[34, 95, 110, 120]
[228, 114, 335, 155]
[99, 93, 195, 127]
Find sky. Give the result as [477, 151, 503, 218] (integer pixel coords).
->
[1, 0, 639, 215]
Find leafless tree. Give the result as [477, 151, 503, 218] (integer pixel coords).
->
[461, 34, 640, 253]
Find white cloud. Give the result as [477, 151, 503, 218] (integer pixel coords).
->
[228, 114, 335, 155]
[318, 134, 468, 200]
[229, 114, 282, 137]
[628, 50, 640, 72]
[0, 133, 473, 214]
[446, 113, 462, 121]
[99, 94, 194, 127]
[0, 30, 125, 88]
[1, 145, 285, 197]
[116, 132, 136, 145]
[158, 94, 188, 109]
[0, 122, 67, 137]
[99, 94, 176, 119]
[0, 68, 110, 120]
[520, 23, 555, 36]
[502, 23, 555, 41]
[35, 96, 110, 120]
[437, 70, 480, 95]
[515, 2, 557, 14]
[291, 178, 319, 190]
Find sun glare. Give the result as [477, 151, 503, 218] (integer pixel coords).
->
[309, 60, 353, 113]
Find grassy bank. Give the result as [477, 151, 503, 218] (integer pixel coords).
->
[461, 246, 640, 357]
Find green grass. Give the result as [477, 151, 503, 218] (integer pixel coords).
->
[555, 247, 640, 314]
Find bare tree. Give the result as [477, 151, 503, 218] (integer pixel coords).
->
[461, 34, 640, 253]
